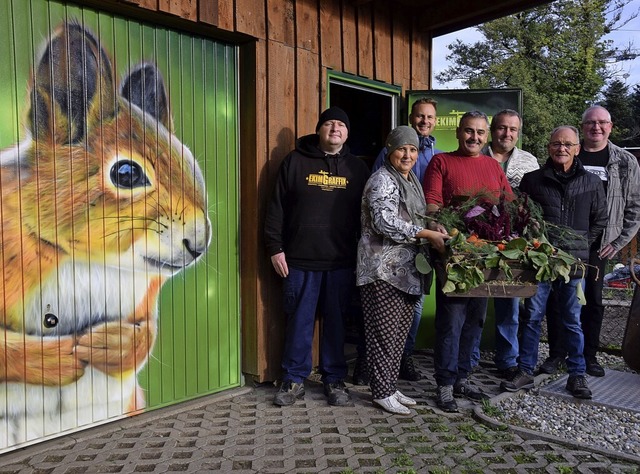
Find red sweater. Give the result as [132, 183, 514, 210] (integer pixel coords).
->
[423, 152, 513, 207]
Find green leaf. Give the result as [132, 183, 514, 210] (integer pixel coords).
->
[528, 250, 549, 267]
[485, 255, 501, 268]
[537, 242, 554, 255]
[415, 253, 432, 275]
[447, 264, 466, 282]
[506, 237, 527, 251]
[499, 249, 524, 260]
[553, 264, 571, 283]
[576, 281, 586, 305]
[442, 280, 457, 294]
[536, 265, 551, 282]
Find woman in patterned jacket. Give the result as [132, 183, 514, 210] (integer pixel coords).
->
[356, 126, 448, 415]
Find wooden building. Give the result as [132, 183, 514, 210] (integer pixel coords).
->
[77, 0, 547, 383]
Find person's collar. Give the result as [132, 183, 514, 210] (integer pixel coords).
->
[418, 134, 435, 150]
[580, 139, 608, 153]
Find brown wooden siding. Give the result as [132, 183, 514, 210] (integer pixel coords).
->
[97, 0, 540, 382]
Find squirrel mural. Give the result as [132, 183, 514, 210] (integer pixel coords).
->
[0, 22, 210, 447]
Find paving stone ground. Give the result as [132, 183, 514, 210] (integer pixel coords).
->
[1, 351, 638, 473]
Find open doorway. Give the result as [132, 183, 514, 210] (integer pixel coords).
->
[328, 72, 401, 169]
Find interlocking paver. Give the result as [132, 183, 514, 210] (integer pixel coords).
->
[0, 351, 638, 473]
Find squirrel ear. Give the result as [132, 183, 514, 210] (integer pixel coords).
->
[29, 21, 116, 145]
[120, 63, 173, 131]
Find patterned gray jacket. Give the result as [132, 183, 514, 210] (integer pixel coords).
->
[356, 168, 425, 295]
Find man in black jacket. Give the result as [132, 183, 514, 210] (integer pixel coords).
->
[501, 126, 607, 399]
[264, 106, 370, 407]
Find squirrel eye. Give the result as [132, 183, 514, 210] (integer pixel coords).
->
[110, 160, 150, 189]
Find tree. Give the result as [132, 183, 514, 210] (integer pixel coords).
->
[599, 79, 637, 146]
[436, 0, 637, 159]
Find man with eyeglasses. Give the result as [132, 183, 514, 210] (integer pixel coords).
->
[502, 126, 607, 399]
[541, 106, 640, 378]
[479, 109, 539, 381]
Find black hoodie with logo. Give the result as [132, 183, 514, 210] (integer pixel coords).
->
[264, 133, 370, 271]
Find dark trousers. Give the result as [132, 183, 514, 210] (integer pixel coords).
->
[434, 286, 488, 386]
[548, 245, 606, 361]
[280, 267, 354, 383]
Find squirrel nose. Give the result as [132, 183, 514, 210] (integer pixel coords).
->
[182, 238, 206, 260]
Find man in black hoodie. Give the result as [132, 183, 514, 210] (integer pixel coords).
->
[265, 107, 370, 407]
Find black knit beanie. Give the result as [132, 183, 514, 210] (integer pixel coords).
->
[316, 106, 351, 133]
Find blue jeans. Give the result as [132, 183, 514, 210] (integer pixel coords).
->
[434, 288, 488, 386]
[281, 267, 354, 384]
[519, 279, 586, 376]
[494, 298, 520, 370]
[403, 295, 424, 356]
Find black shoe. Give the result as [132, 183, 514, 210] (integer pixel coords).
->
[538, 356, 563, 375]
[586, 359, 605, 377]
[500, 369, 534, 392]
[352, 356, 369, 385]
[453, 378, 489, 401]
[566, 375, 592, 399]
[274, 381, 305, 406]
[496, 366, 519, 380]
[324, 381, 352, 406]
[435, 385, 458, 412]
[399, 355, 422, 381]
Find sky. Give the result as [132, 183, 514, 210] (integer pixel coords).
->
[432, 0, 640, 90]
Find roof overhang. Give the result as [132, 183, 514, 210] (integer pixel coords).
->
[356, 0, 553, 37]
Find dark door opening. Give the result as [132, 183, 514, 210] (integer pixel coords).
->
[329, 78, 399, 169]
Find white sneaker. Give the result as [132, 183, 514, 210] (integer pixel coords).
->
[394, 390, 417, 406]
[373, 395, 411, 415]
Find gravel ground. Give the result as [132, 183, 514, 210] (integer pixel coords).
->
[487, 344, 640, 458]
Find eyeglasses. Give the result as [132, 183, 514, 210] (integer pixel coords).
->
[582, 120, 611, 127]
[549, 142, 578, 150]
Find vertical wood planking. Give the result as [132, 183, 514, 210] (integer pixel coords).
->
[158, 0, 197, 20]
[341, 1, 358, 75]
[267, 0, 295, 46]
[240, 39, 270, 378]
[198, 0, 217, 25]
[356, 2, 373, 78]
[410, 27, 431, 89]
[267, 41, 296, 176]
[392, 11, 411, 89]
[125, 0, 158, 9]
[236, 0, 266, 39]
[296, 0, 318, 53]
[296, 47, 320, 135]
[373, 1, 392, 84]
[319, 1, 342, 70]
[217, 0, 234, 31]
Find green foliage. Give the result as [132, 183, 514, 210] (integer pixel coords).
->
[436, 0, 637, 159]
[600, 79, 640, 146]
[420, 194, 588, 295]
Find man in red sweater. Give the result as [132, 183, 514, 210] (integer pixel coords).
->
[423, 110, 513, 412]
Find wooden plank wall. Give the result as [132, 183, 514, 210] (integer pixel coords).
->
[110, 0, 433, 382]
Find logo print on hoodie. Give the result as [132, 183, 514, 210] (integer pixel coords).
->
[306, 170, 348, 191]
